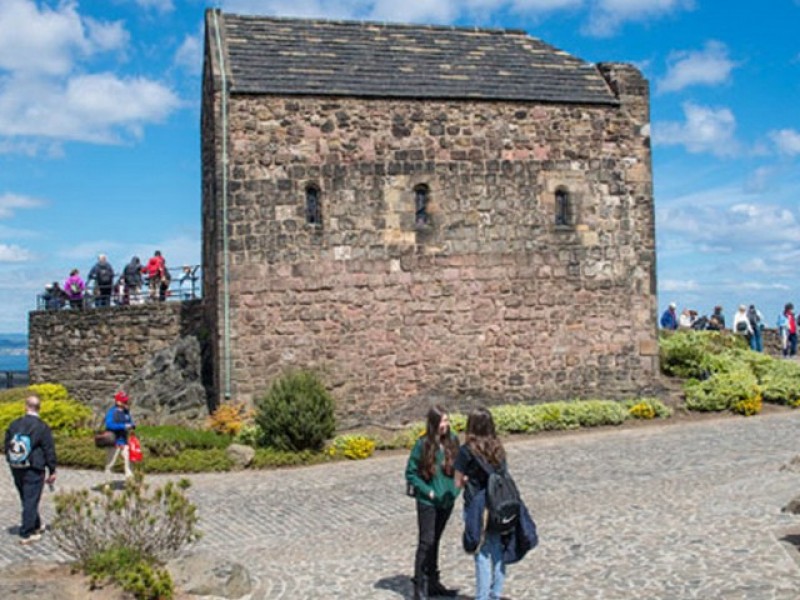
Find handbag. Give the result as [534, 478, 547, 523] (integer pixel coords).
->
[128, 434, 143, 463]
[94, 431, 116, 448]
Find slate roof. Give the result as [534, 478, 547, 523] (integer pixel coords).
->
[213, 13, 618, 106]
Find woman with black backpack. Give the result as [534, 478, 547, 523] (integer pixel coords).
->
[405, 406, 461, 599]
[454, 407, 509, 600]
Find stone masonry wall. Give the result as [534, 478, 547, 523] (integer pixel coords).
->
[28, 301, 206, 411]
[203, 64, 658, 422]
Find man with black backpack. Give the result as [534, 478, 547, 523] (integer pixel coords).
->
[4, 395, 57, 545]
[87, 253, 115, 307]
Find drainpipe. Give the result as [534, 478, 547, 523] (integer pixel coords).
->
[213, 10, 232, 400]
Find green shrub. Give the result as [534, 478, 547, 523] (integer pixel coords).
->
[255, 370, 336, 452]
[758, 360, 800, 406]
[143, 449, 233, 473]
[0, 387, 29, 404]
[250, 447, 329, 469]
[328, 435, 376, 460]
[234, 424, 264, 447]
[490, 405, 535, 434]
[53, 474, 200, 566]
[684, 368, 760, 411]
[659, 331, 746, 378]
[85, 547, 173, 600]
[136, 425, 232, 450]
[56, 435, 107, 469]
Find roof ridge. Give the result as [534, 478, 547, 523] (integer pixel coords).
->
[223, 12, 529, 37]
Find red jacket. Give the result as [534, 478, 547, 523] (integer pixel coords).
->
[144, 256, 164, 278]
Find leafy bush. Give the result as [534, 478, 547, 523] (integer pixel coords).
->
[85, 546, 173, 600]
[488, 401, 628, 434]
[56, 435, 234, 473]
[659, 331, 745, 378]
[250, 447, 329, 469]
[206, 401, 253, 436]
[449, 413, 467, 433]
[328, 435, 376, 460]
[0, 387, 29, 404]
[255, 370, 336, 452]
[136, 425, 232, 451]
[56, 435, 107, 469]
[143, 448, 234, 473]
[758, 360, 800, 406]
[684, 368, 760, 411]
[0, 397, 93, 436]
[234, 424, 263, 447]
[53, 474, 200, 568]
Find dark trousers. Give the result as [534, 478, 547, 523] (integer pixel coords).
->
[12, 468, 45, 538]
[414, 501, 453, 584]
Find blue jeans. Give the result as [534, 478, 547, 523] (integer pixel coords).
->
[475, 531, 505, 600]
[749, 329, 763, 352]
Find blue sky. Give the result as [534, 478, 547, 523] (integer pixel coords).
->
[0, 0, 799, 333]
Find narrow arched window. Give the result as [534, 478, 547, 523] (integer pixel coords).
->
[555, 188, 570, 227]
[306, 185, 322, 226]
[414, 184, 429, 227]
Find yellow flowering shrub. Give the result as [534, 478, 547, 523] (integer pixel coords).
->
[0, 397, 93, 435]
[731, 396, 762, 417]
[629, 402, 656, 420]
[328, 435, 376, 460]
[28, 383, 70, 403]
[206, 401, 253, 436]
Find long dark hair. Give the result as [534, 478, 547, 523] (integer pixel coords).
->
[418, 405, 459, 481]
[465, 407, 505, 468]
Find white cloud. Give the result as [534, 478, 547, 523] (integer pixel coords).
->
[744, 166, 777, 194]
[657, 41, 737, 94]
[0, 73, 181, 144]
[0, 0, 180, 152]
[583, 0, 695, 37]
[660, 279, 699, 292]
[0, 244, 33, 263]
[769, 129, 800, 156]
[174, 32, 203, 75]
[652, 102, 739, 157]
[133, 0, 175, 13]
[0, 0, 127, 76]
[0, 193, 44, 219]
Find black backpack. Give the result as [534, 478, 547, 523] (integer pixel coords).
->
[473, 453, 521, 535]
[97, 263, 114, 286]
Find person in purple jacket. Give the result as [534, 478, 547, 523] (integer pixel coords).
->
[104, 391, 135, 478]
[63, 268, 85, 309]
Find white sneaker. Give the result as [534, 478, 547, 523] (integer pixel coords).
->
[19, 533, 42, 545]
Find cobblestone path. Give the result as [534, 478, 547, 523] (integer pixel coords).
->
[3, 412, 800, 599]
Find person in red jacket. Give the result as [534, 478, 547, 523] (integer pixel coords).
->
[144, 250, 165, 302]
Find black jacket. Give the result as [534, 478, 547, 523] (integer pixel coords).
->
[4, 414, 57, 474]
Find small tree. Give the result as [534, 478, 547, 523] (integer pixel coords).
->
[255, 370, 336, 452]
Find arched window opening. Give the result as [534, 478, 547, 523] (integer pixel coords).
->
[414, 184, 429, 227]
[555, 188, 570, 227]
[306, 185, 322, 226]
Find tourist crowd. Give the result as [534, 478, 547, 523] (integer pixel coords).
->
[40, 251, 199, 310]
[659, 301, 800, 356]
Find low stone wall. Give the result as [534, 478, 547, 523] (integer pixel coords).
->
[28, 301, 208, 412]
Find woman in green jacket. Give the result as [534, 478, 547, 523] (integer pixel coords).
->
[405, 406, 461, 599]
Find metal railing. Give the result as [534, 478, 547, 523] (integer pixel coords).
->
[36, 265, 202, 311]
[0, 370, 29, 389]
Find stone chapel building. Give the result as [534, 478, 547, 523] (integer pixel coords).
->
[201, 9, 659, 421]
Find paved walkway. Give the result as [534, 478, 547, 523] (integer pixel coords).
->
[3, 412, 800, 599]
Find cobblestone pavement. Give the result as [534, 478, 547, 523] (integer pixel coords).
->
[3, 412, 800, 599]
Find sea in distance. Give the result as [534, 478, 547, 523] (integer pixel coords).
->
[0, 333, 28, 371]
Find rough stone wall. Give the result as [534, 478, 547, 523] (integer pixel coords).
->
[28, 301, 206, 411]
[202, 65, 658, 421]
